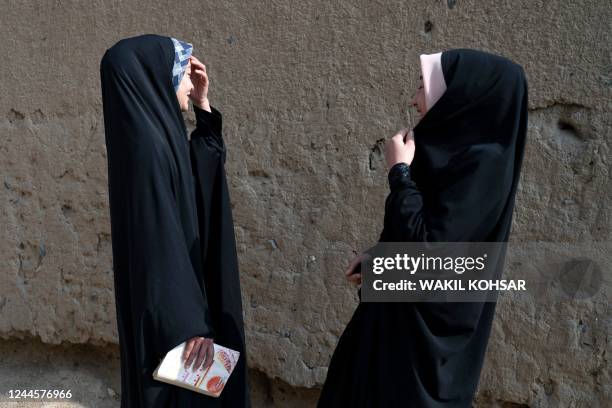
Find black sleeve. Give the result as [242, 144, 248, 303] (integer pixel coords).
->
[192, 104, 225, 162]
[190, 104, 226, 265]
[381, 162, 428, 242]
[126, 142, 215, 357]
[190, 104, 251, 405]
[383, 146, 508, 242]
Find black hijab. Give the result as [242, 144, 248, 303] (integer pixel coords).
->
[391, 48, 528, 404]
[100, 34, 249, 407]
[318, 48, 528, 407]
[392, 48, 528, 243]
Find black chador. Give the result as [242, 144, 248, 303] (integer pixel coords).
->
[318, 48, 528, 407]
[100, 34, 250, 407]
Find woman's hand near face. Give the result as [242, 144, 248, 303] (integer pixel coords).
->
[385, 128, 415, 169]
[182, 336, 215, 372]
[189, 56, 211, 112]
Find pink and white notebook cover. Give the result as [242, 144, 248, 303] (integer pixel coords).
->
[153, 341, 240, 397]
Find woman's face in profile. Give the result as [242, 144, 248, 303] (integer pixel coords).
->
[176, 62, 195, 112]
[410, 75, 426, 119]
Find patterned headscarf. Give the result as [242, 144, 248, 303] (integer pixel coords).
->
[170, 37, 193, 92]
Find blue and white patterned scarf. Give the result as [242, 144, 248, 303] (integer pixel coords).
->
[170, 37, 193, 92]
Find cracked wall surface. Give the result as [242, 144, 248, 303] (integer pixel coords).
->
[1, 1, 611, 406]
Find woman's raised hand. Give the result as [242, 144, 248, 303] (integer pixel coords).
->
[384, 128, 415, 169]
[188, 55, 211, 112]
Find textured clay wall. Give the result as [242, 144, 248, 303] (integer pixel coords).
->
[1, 1, 610, 407]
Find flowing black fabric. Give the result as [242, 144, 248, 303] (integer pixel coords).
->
[100, 33, 249, 407]
[190, 104, 250, 407]
[318, 48, 528, 407]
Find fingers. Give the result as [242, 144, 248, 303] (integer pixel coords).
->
[345, 253, 365, 276]
[193, 339, 207, 370]
[189, 56, 206, 72]
[183, 337, 215, 372]
[188, 55, 201, 66]
[344, 252, 371, 276]
[189, 56, 207, 77]
[182, 339, 194, 363]
[193, 69, 209, 85]
[193, 340, 206, 370]
[195, 338, 214, 371]
[347, 273, 362, 285]
[387, 128, 414, 151]
[188, 57, 210, 97]
[344, 253, 370, 287]
[404, 129, 415, 144]
[392, 128, 410, 142]
[191, 65, 207, 76]
[184, 338, 202, 369]
[204, 339, 215, 370]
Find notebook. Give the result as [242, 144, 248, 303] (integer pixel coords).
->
[152, 340, 240, 397]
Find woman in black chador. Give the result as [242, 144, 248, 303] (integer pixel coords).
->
[318, 49, 528, 407]
[100, 34, 250, 407]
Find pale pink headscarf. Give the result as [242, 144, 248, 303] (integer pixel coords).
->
[419, 52, 447, 112]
